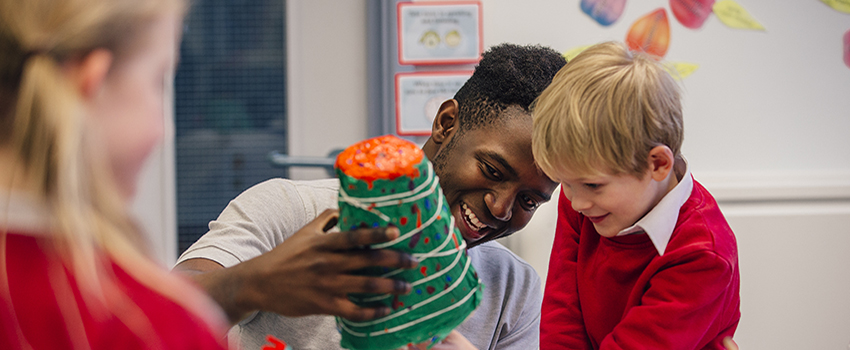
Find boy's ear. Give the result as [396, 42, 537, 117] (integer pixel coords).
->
[647, 145, 675, 182]
[67, 49, 113, 100]
[430, 99, 459, 144]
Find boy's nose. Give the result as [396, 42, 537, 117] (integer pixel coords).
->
[485, 192, 513, 222]
[569, 194, 592, 213]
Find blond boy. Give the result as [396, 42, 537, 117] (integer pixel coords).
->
[532, 41, 740, 349]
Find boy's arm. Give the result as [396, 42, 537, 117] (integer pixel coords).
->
[599, 250, 736, 349]
[540, 191, 593, 349]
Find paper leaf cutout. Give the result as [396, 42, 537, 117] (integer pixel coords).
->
[821, 0, 850, 14]
[844, 29, 850, 69]
[626, 8, 671, 58]
[712, 0, 765, 31]
[563, 45, 594, 61]
[581, 0, 628, 26]
[665, 62, 700, 80]
[671, 0, 716, 29]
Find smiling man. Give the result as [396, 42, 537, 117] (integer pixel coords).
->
[174, 43, 565, 350]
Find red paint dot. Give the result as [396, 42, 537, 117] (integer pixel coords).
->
[424, 237, 430, 244]
[400, 217, 408, 225]
[420, 266, 428, 276]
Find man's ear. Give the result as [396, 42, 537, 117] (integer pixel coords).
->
[430, 99, 459, 144]
[67, 49, 113, 100]
[647, 145, 675, 182]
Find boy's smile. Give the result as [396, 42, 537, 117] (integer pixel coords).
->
[558, 168, 665, 238]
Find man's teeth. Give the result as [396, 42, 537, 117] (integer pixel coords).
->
[462, 203, 487, 231]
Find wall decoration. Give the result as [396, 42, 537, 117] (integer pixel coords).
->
[821, 0, 850, 14]
[671, 0, 716, 29]
[563, 44, 593, 61]
[625, 8, 671, 58]
[666, 62, 700, 79]
[397, 1, 483, 65]
[395, 71, 473, 136]
[712, 0, 765, 31]
[844, 29, 850, 69]
[581, 0, 628, 26]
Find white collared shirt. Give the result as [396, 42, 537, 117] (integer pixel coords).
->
[616, 159, 693, 256]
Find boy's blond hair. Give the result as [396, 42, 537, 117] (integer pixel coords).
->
[532, 41, 683, 180]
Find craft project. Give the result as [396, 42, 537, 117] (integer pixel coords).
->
[580, 0, 627, 26]
[671, 0, 715, 29]
[334, 135, 482, 350]
[261, 335, 293, 350]
[626, 8, 671, 58]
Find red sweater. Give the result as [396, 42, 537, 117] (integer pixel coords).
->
[1, 232, 227, 350]
[540, 180, 740, 349]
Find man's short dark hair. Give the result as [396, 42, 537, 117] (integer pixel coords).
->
[453, 43, 567, 131]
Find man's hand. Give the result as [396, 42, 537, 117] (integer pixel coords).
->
[407, 331, 477, 350]
[174, 209, 418, 324]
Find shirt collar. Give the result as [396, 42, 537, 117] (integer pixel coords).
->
[616, 158, 693, 256]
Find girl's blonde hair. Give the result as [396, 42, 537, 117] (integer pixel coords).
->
[1, 0, 226, 346]
[532, 41, 683, 180]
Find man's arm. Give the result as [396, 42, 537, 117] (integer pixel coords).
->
[173, 179, 418, 325]
[540, 191, 593, 349]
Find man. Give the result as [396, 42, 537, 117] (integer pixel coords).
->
[174, 43, 566, 350]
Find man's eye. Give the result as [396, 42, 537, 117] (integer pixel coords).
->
[483, 163, 502, 180]
[520, 194, 539, 210]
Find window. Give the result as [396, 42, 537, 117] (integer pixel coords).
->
[174, 0, 287, 254]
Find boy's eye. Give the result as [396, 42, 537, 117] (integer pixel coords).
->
[585, 183, 601, 190]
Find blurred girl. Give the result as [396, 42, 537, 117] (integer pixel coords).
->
[0, 0, 228, 348]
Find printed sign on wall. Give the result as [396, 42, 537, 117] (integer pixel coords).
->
[395, 71, 473, 136]
[397, 1, 482, 65]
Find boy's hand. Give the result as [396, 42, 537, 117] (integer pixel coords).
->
[723, 337, 738, 350]
[407, 331, 478, 350]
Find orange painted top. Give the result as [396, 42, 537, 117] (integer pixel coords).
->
[336, 135, 424, 183]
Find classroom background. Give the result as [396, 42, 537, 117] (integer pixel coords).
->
[129, 1, 850, 349]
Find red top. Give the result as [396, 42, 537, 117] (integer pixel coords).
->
[335, 135, 423, 184]
[540, 180, 740, 349]
[1, 232, 227, 350]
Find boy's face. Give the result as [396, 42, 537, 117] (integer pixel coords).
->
[558, 166, 660, 238]
[431, 109, 558, 248]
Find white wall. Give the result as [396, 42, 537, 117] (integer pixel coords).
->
[286, 0, 371, 180]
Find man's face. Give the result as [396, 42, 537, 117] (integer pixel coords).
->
[432, 107, 558, 248]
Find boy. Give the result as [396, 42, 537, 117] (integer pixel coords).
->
[532, 41, 740, 349]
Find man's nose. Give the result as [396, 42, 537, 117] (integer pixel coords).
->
[485, 191, 513, 222]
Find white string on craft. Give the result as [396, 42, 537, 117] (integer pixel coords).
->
[338, 261, 480, 338]
[369, 188, 445, 250]
[339, 162, 434, 203]
[349, 236, 467, 303]
[337, 164, 439, 225]
[340, 255, 474, 329]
